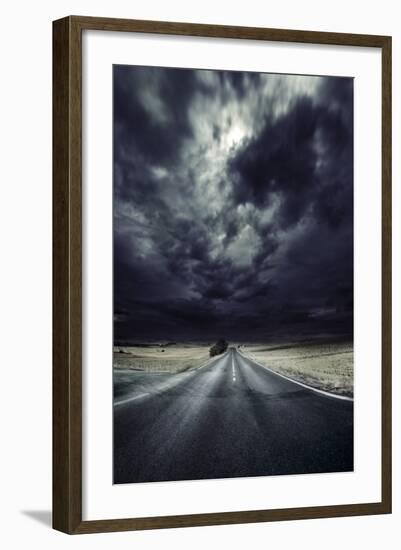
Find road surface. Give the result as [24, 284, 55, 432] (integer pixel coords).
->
[114, 348, 353, 483]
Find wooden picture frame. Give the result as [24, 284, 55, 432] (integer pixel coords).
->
[53, 15, 392, 534]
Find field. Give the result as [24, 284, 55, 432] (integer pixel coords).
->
[240, 340, 353, 398]
[113, 344, 210, 373]
[113, 340, 353, 397]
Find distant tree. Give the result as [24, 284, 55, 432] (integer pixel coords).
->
[209, 339, 228, 357]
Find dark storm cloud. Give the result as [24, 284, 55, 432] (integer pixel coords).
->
[114, 65, 205, 167]
[230, 78, 353, 230]
[113, 66, 353, 343]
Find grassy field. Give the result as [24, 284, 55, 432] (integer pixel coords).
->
[241, 340, 353, 398]
[113, 340, 353, 396]
[113, 344, 210, 373]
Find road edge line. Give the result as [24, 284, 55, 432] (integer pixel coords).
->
[237, 349, 354, 402]
[114, 350, 228, 407]
[196, 350, 229, 371]
[114, 392, 150, 407]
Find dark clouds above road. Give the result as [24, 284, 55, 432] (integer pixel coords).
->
[113, 65, 353, 343]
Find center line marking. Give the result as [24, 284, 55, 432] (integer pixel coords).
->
[232, 355, 236, 382]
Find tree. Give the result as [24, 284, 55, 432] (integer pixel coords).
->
[209, 339, 228, 357]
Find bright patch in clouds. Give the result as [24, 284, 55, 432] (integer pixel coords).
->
[226, 224, 262, 267]
[113, 65, 353, 340]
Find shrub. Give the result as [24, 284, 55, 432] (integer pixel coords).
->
[209, 339, 228, 357]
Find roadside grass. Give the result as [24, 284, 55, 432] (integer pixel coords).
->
[113, 344, 210, 373]
[242, 341, 353, 398]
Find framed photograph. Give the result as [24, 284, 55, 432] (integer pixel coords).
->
[53, 16, 392, 534]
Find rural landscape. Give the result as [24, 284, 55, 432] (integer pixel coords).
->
[113, 338, 353, 483]
[113, 65, 354, 483]
[114, 339, 353, 395]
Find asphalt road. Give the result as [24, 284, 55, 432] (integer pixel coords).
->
[114, 348, 353, 484]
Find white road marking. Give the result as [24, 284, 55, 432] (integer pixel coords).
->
[236, 350, 354, 402]
[114, 392, 150, 407]
[232, 354, 236, 383]
[115, 351, 229, 407]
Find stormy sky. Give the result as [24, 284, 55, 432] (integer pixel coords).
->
[113, 65, 353, 343]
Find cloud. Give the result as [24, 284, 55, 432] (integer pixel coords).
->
[226, 224, 262, 268]
[113, 66, 353, 342]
